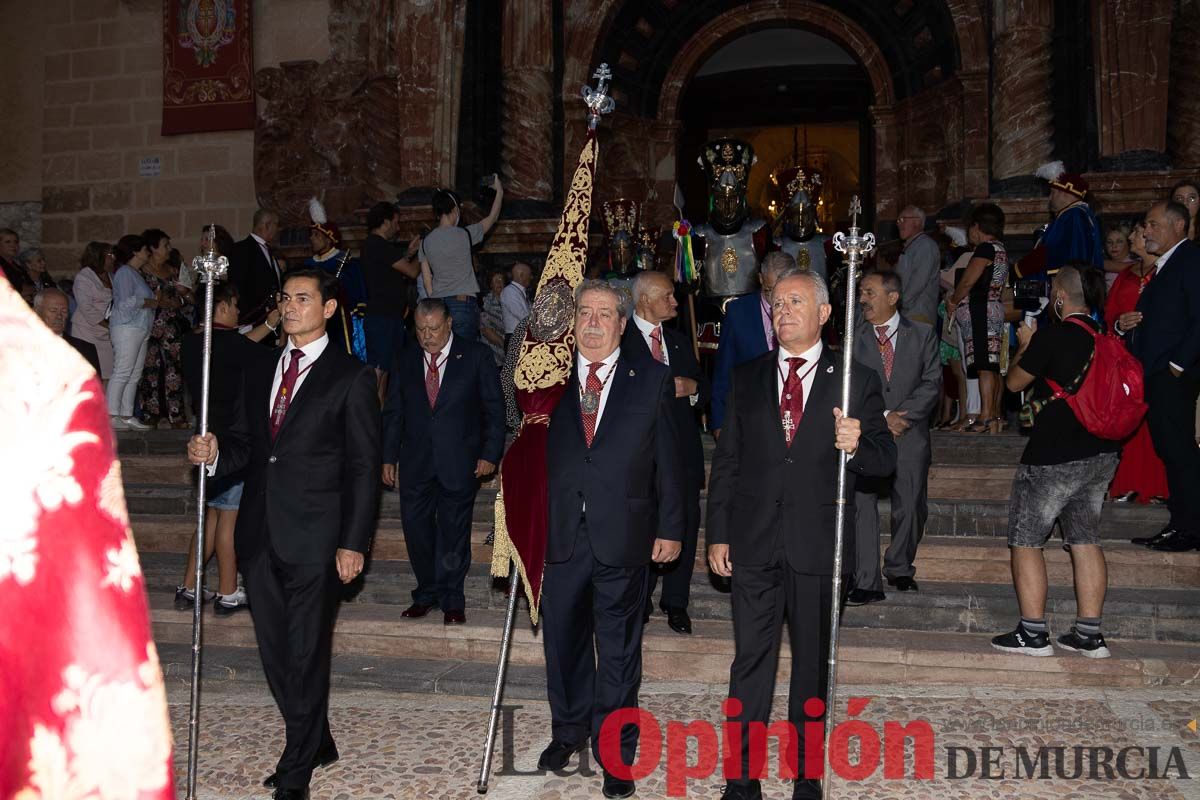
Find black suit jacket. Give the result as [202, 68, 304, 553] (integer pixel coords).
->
[706, 347, 897, 575]
[621, 320, 709, 490]
[1132, 239, 1200, 378]
[217, 341, 381, 565]
[546, 351, 685, 567]
[229, 236, 281, 327]
[381, 336, 506, 492]
[67, 335, 101, 376]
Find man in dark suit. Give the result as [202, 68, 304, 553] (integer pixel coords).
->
[187, 268, 380, 800]
[537, 279, 684, 799]
[33, 287, 101, 375]
[381, 298, 505, 624]
[707, 269, 896, 800]
[623, 271, 709, 634]
[1120, 200, 1200, 552]
[712, 251, 794, 435]
[850, 271, 941, 604]
[230, 209, 283, 334]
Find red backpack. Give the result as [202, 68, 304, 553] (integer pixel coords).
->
[1044, 316, 1147, 440]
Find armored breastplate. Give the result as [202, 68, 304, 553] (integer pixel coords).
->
[696, 220, 766, 298]
[776, 235, 829, 280]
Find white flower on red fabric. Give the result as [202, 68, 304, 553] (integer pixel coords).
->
[97, 460, 129, 529]
[101, 538, 142, 593]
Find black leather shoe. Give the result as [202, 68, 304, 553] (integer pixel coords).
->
[537, 739, 586, 771]
[1148, 530, 1200, 552]
[1131, 527, 1175, 547]
[887, 576, 919, 592]
[602, 770, 636, 798]
[443, 609, 466, 625]
[665, 608, 692, 635]
[401, 602, 437, 618]
[263, 744, 339, 788]
[721, 781, 763, 799]
[791, 778, 821, 799]
[272, 788, 309, 800]
[846, 588, 885, 606]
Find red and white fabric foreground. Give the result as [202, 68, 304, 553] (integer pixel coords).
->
[0, 275, 175, 800]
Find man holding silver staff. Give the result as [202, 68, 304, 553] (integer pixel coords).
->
[186, 268, 380, 800]
[706, 268, 896, 800]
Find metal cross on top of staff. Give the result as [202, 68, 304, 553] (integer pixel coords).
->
[823, 196, 874, 800]
[183, 223, 229, 800]
[581, 63, 616, 129]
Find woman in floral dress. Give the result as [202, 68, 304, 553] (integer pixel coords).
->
[136, 229, 191, 428]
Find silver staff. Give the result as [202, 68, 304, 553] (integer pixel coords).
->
[185, 225, 229, 800]
[824, 197, 874, 800]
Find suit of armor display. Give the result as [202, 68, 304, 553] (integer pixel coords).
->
[772, 166, 835, 281]
[693, 139, 770, 299]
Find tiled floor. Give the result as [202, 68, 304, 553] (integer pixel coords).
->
[170, 681, 1200, 799]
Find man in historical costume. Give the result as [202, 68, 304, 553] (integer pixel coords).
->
[622, 270, 708, 635]
[707, 268, 896, 800]
[305, 197, 369, 363]
[1014, 162, 1105, 280]
[188, 268, 380, 800]
[849, 270, 941, 605]
[772, 166, 837, 282]
[0, 275, 174, 800]
[693, 138, 772, 302]
[600, 197, 645, 305]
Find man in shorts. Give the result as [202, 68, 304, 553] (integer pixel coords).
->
[991, 265, 1118, 659]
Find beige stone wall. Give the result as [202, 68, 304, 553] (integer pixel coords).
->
[29, 0, 329, 276]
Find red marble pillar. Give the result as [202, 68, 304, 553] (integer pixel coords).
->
[501, 0, 554, 201]
[1168, 1, 1200, 166]
[959, 71, 990, 198]
[871, 105, 899, 224]
[1092, 0, 1172, 158]
[990, 1, 1053, 180]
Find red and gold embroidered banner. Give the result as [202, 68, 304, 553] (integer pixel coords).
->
[162, 0, 255, 135]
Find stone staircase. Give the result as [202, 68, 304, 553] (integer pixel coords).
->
[119, 429, 1200, 698]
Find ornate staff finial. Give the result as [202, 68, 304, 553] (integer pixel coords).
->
[191, 223, 229, 285]
[833, 195, 875, 259]
[581, 63, 616, 129]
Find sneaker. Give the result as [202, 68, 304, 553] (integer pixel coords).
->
[110, 416, 130, 430]
[174, 585, 216, 610]
[213, 588, 249, 616]
[123, 417, 151, 431]
[991, 624, 1054, 657]
[1055, 627, 1111, 659]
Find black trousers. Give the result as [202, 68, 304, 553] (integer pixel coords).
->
[400, 477, 476, 610]
[1145, 370, 1200, 532]
[243, 549, 339, 790]
[647, 485, 701, 610]
[727, 555, 834, 786]
[542, 523, 648, 770]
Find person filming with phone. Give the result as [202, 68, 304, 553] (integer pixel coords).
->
[419, 176, 505, 342]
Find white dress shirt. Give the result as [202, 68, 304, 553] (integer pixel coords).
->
[775, 339, 824, 408]
[633, 313, 670, 365]
[269, 333, 330, 413]
[251, 232, 281, 282]
[500, 281, 530, 334]
[872, 311, 900, 416]
[576, 346, 621, 427]
[421, 332, 454, 383]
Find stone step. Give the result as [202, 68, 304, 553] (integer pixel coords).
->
[148, 598, 1200, 690]
[132, 516, 1200, 590]
[139, 553, 1200, 644]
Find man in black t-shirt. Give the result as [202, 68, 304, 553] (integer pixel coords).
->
[361, 202, 421, 399]
[990, 266, 1118, 660]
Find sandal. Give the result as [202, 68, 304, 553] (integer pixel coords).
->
[952, 416, 979, 432]
[986, 417, 1004, 435]
[962, 417, 988, 433]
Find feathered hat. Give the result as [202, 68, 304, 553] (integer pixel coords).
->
[1036, 161, 1088, 199]
[307, 197, 341, 244]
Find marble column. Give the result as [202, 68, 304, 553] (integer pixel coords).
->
[870, 105, 899, 224]
[1092, 0, 1172, 159]
[500, 0, 554, 202]
[990, 0, 1054, 181]
[1168, 0, 1200, 166]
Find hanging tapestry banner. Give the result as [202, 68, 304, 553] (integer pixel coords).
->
[162, 0, 255, 135]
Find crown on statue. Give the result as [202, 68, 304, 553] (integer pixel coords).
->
[698, 138, 756, 189]
[774, 166, 823, 203]
[601, 198, 640, 243]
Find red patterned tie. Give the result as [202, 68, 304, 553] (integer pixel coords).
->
[425, 350, 441, 409]
[582, 361, 603, 447]
[650, 327, 666, 363]
[876, 325, 894, 381]
[780, 356, 805, 446]
[270, 348, 305, 440]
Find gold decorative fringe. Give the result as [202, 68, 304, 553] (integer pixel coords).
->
[490, 469, 544, 626]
